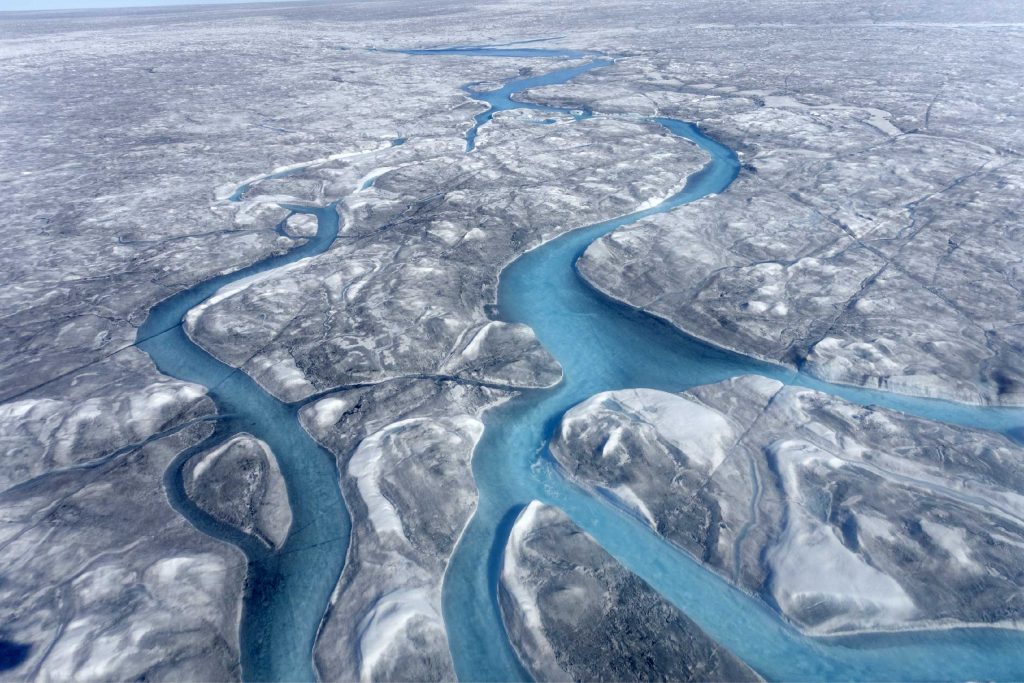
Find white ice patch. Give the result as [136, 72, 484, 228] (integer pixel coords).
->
[250, 350, 315, 402]
[349, 422, 410, 539]
[768, 439, 916, 631]
[609, 484, 657, 528]
[286, 212, 319, 237]
[310, 397, 351, 432]
[762, 94, 902, 136]
[350, 419, 442, 540]
[356, 587, 440, 682]
[218, 140, 397, 201]
[189, 433, 273, 481]
[582, 388, 736, 471]
[855, 513, 898, 543]
[184, 255, 318, 333]
[600, 426, 630, 467]
[190, 438, 228, 481]
[921, 520, 981, 573]
[502, 501, 560, 667]
[460, 321, 499, 362]
[348, 417, 485, 541]
[355, 166, 394, 192]
[634, 178, 688, 212]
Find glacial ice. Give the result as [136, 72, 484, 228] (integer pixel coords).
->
[499, 501, 760, 681]
[552, 376, 1024, 634]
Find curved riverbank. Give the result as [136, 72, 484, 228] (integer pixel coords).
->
[137, 205, 349, 682]
[414, 47, 1024, 682]
[134, 44, 1024, 683]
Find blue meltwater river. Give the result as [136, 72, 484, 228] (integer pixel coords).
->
[136, 45, 1024, 681]
[413, 47, 1024, 683]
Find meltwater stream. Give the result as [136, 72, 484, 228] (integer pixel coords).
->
[137, 205, 350, 682]
[409, 47, 1024, 682]
[133, 44, 1024, 683]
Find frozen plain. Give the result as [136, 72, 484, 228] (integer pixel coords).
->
[2, 0, 1024, 681]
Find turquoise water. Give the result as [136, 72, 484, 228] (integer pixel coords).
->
[405, 46, 604, 151]
[137, 205, 350, 682]
[132, 43, 1024, 683]
[412, 48, 1024, 682]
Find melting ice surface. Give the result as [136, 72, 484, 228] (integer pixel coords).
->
[411, 47, 1024, 682]
[137, 205, 350, 682]
[405, 45, 604, 150]
[131, 42, 1024, 683]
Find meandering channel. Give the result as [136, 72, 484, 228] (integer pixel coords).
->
[137, 204, 350, 682]
[413, 47, 1024, 683]
[135, 45, 1024, 682]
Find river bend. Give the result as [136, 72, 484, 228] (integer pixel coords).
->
[135, 45, 1024, 682]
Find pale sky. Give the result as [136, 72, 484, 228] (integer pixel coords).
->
[1, 0, 303, 10]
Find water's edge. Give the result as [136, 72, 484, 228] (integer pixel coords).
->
[138, 205, 349, 682]
[414, 47, 1024, 683]
[130, 44, 1024, 683]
